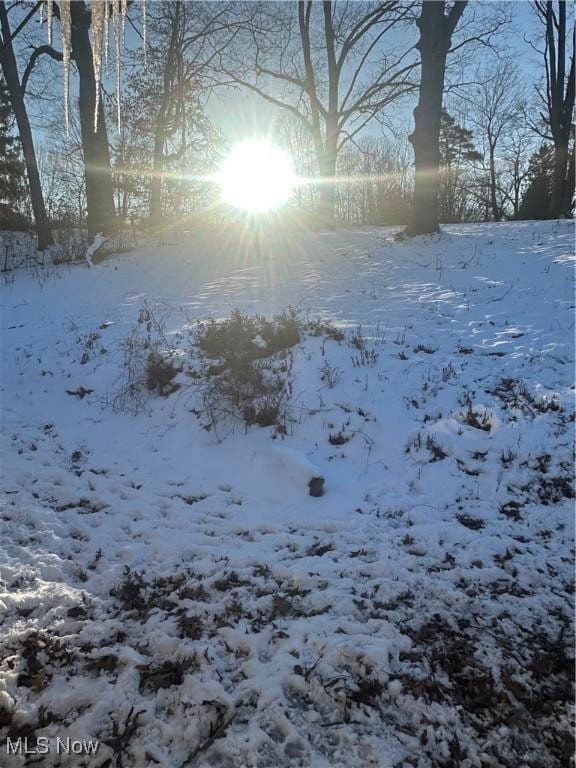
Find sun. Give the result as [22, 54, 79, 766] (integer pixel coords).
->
[217, 139, 296, 213]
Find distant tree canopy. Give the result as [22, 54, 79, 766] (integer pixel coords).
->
[0, 0, 572, 241]
[439, 109, 482, 168]
[438, 109, 482, 223]
[518, 144, 555, 220]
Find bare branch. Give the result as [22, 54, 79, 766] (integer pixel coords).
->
[21, 44, 63, 95]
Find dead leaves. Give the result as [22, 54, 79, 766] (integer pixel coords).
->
[16, 633, 71, 692]
[137, 659, 193, 694]
[85, 654, 119, 675]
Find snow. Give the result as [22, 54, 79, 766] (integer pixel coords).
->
[85, 233, 108, 268]
[0, 220, 574, 767]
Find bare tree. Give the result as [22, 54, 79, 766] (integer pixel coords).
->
[0, 1, 53, 248]
[38, 112, 86, 226]
[467, 62, 523, 220]
[144, 1, 227, 228]
[406, 1, 467, 236]
[335, 135, 412, 224]
[21, 1, 131, 237]
[534, 1, 575, 218]
[219, 1, 416, 222]
[406, 1, 512, 234]
[501, 123, 534, 218]
[69, 2, 116, 237]
[276, 113, 317, 210]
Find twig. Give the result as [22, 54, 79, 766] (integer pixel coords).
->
[181, 703, 241, 766]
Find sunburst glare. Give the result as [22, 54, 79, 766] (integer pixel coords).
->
[216, 139, 297, 213]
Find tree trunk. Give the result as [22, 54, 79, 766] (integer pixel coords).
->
[320, 2, 339, 225]
[489, 143, 500, 220]
[0, 1, 53, 249]
[317, 148, 337, 224]
[70, 1, 116, 239]
[407, 9, 447, 234]
[149, 1, 182, 230]
[406, 1, 466, 237]
[512, 156, 521, 218]
[149, 119, 166, 229]
[550, 139, 569, 217]
[537, 1, 575, 218]
[561, 145, 574, 216]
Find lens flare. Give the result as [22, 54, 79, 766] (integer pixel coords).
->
[217, 140, 296, 213]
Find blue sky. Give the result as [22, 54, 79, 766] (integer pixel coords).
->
[17, 1, 570, 155]
[204, 1, 555, 146]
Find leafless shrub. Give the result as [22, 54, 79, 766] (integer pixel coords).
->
[198, 307, 300, 360]
[487, 377, 562, 419]
[111, 303, 180, 414]
[349, 325, 379, 367]
[51, 227, 87, 264]
[462, 401, 492, 432]
[406, 431, 448, 462]
[320, 360, 342, 388]
[413, 343, 437, 354]
[195, 309, 300, 433]
[307, 319, 345, 342]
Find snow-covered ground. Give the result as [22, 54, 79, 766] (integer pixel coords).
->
[1, 221, 574, 767]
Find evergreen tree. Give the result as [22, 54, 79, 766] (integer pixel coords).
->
[517, 144, 554, 220]
[439, 110, 482, 167]
[0, 78, 25, 206]
[438, 109, 482, 222]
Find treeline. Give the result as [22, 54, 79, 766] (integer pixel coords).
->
[315, 113, 574, 226]
[0, 1, 573, 246]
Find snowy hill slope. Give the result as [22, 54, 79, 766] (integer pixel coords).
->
[0, 221, 574, 767]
